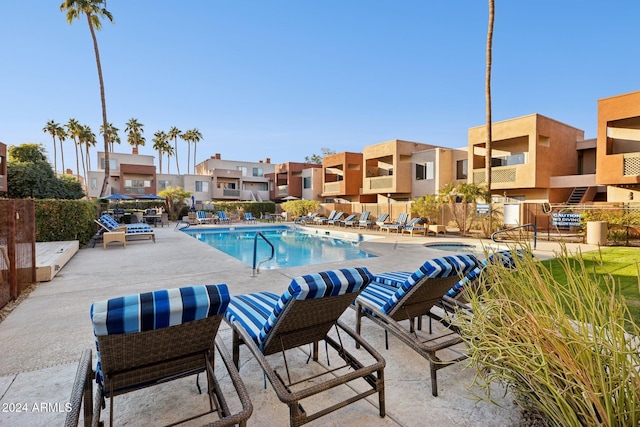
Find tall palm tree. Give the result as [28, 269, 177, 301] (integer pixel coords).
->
[82, 125, 96, 173]
[485, 0, 495, 230]
[165, 144, 174, 174]
[58, 126, 68, 173]
[66, 118, 82, 180]
[60, 0, 113, 197]
[182, 130, 192, 174]
[43, 120, 65, 174]
[167, 126, 182, 175]
[152, 130, 168, 173]
[186, 128, 202, 174]
[125, 118, 144, 154]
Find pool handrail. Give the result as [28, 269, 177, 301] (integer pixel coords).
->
[491, 223, 537, 249]
[252, 231, 275, 276]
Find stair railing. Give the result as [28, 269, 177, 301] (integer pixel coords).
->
[252, 232, 275, 276]
[491, 223, 537, 249]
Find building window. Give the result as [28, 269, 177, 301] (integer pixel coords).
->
[456, 159, 468, 180]
[124, 179, 150, 195]
[195, 181, 209, 192]
[158, 180, 171, 191]
[236, 166, 248, 176]
[217, 182, 236, 189]
[90, 178, 97, 190]
[252, 167, 263, 177]
[303, 176, 311, 189]
[99, 158, 118, 171]
[416, 162, 435, 180]
[491, 153, 525, 167]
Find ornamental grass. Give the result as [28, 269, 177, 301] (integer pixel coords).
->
[455, 246, 640, 426]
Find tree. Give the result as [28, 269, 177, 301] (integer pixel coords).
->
[185, 128, 202, 174]
[125, 118, 144, 153]
[100, 122, 120, 152]
[167, 126, 182, 174]
[181, 130, 191, 174]
[158, 186, 191, 220]
[305, 148, 336, 164]
[5, 143, 84, 199]
[152, 130, 169, 173]
[66, 118, 82, 180]
[485, 0, 495, 230]
[43, 120, 66, 174]
[164, 143, 174, 174]
[411, 194, 441, 224]
[60, 0, 113, 197]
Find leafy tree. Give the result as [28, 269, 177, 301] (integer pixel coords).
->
[60, 0, 114, 197]
[5, 144, 84, 199]
[305, 148, 336, 164]
[158, 186, 192, 220]
[411, 194, 441, 224]
[281, 200, 320, 218]
[167, 126, 182, 174]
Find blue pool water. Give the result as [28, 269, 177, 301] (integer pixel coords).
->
[183, 226, 375, 269]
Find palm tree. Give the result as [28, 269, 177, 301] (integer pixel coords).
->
[60, 0, 114, 197]
[100, 122, 120, 152]
[66, 118, 82, 180]
[152, 130, 168, 173]
[43, 120, 65, 174]
[182, 130, 192, 174]
[125, 118, 145, 154]
[82, 125, 96, 173]
[167, 126, 182, 175]
[485, 0, 495, 231]
[165, 144, 174, 174]
[187, 128, 202, 174]
[77, 124, 95, 197]
[58, 126, 68, 173]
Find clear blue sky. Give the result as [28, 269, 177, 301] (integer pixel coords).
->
[1, 1, 639, 174]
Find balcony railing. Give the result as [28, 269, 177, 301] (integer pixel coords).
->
[623, 153, 640, 176]
[473, 167, 517, 184]
[223, 189, 240, 197]
[277, 185, 289, 195]
[366, 176, 393, 190]
[323, 181, 341, 193]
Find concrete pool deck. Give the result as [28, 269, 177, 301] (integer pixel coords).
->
[0, 222, 599, 426]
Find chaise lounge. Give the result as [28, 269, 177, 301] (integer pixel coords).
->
[95, 214, 155, 246]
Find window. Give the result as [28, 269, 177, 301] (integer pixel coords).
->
[90, 178, 97, 190]
[252, 167, 263, 177]
[456, 159, 468, 180]
[426, 161, 434, 180]
[217, 182, 236, 189]
[303, 177, 311, 189]
[158, 180, 171, 191]
[195, 181, 209, 192]
[124, 179, 150, 195]
[99, 158, 118, 170]
[416, 163, 426, 180]
[491, 153, 525, 167]
[236, 166, 248, 176]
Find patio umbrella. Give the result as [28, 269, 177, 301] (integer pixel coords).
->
[281, 196, 299, 201]
[101, 193, 134, 200]
[136, 193, 165, 200]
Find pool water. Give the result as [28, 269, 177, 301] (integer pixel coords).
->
[425, 243, 503, 254]
[184, 226, 375, 269]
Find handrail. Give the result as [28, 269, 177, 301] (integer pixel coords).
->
[174, 220, 191, 231]
[252, 232, 275, 276]
[491, 223, 537, 249]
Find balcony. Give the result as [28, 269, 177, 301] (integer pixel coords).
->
[213, 188, 241, 199]
[323, 181, 342, 193]
[623, 153, 640, 176]
[473, 167, 517, 184]
[364, 176, 393, 191]
[277, 185, 289, 196]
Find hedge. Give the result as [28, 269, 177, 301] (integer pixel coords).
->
[35, 199, 97, 246]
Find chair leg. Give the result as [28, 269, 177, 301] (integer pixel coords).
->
[430, 360, 438, 397]
[232, 330, 241, 368]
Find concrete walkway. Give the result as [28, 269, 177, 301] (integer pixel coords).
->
[0, 223, 597, 426]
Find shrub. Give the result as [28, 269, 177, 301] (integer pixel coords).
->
[35, 199, 97, 246]
[455, 246, 640, 426]
[280, 200, 319, 218]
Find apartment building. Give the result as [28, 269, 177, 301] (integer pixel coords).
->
[411, 146, 468, 198]
[195, 154, 274, 202]
[596, 90, 640, 202]
[0, 142, 6, 193]
[87, 151, 156, 199]
[321, 152, 364, 202]
[266, 162, 322, 201]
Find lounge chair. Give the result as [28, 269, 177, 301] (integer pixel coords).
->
[294, 212, 318, 224]
[95, 214, 155, 243]
[85, 284, 252, 426]
[357, 211, 375, 229]
[224, 267, 386, 426]
[313, 210, 337, 225]
[400, 218, 426, 236]
[378, 213, 409, 233]
[338, 213, 358, 227]
[197, 210, 212, 224]
[326, 211, 345, 226]
[243, 212, 257, 223]
[353, 254, 481, 396]
[373, 213, 390, 229]
[217, 211, 232, 224]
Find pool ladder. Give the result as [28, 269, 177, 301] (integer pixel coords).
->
[491, 223, 537, 249]
[252, 232, 275, 276]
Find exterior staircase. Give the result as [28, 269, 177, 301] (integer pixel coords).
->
[567, 187, 587, 204]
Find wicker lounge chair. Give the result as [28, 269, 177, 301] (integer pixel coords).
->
[400, 217, 425, 236]
[224, 267, 386, 426]
[197, 210, 212, 224]
[353, 254, 480, 396]
[217, 211, 232, 224]
[243, 212, 257, 223]
[83, 284, 252, 427]
[357, 211, 375, 229]
[95, 214, 156, 243]
[313, 210, 338, 225]
[338, 213, 358, 227]
[326, 211, 345, 226]
[378, 213, 409, 233]
[373, 213, 390, 229]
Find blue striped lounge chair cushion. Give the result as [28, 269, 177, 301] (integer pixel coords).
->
[225, 267, 373, 351]
[100, 214, 120, 230]
[358, 255, 479, 314]
[374, 271, 412, 287]
[444, 250, 521, 299]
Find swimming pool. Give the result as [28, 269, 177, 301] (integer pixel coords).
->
[425, 242, 504, 254]
[183, 225, 376, 269]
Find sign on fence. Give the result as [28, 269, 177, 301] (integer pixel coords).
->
[476, 204, 490, 215]
[551, 212, 582, 227]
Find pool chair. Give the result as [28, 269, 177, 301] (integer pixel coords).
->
[353, 254, 481, 396]
[224, 267, 386, 426]
[243, 212, 257, 223]
[217, 211, 232, 224]
[378, 213, 409, 233]
[196, 210, 212, 224]
[82, 284, 252, 427]
[400, 217, 426, 236]
[338, 213, 358, 227]
[294, 212, 318, 224]
[95, 214, 155, 244]
[373, 213, 390, 229]
[326, 211, 345, 226]
[357, 211, 375, 229]
[313, 209, 338, 225]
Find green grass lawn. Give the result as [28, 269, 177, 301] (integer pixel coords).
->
[542, 247, 640, 325]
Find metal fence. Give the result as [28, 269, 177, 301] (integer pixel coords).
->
[0, 199, 36, 309]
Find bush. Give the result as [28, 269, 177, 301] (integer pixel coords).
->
[35, 199, 97, 246]
[280, 200, 319, 218]
[214, 201, 275, 218]
[456, 246, 640, 426]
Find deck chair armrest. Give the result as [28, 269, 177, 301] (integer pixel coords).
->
[64, 349, 94, 427]
[354, 300, 414, 338]
[211, 337, 253, 427]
